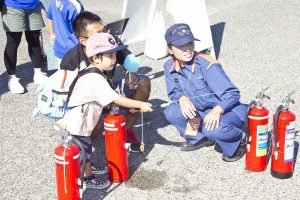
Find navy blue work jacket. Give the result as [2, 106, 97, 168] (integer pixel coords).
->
[163, 55, 242, 114]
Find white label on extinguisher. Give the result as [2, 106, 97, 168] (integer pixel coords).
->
[256, 124, 268, 157]
[284, 121, 295, 162]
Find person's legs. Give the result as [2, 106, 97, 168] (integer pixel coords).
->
[4, 31, 23, 76]
[72, 135, 110, 189]
[125, 76, 151, 130]
[112, 75, 151, 144]
[164, 103, 205, 143]
[24, 30, 42, 69]
[5, 31, 25, 93]
[25, 30, 47, 84]
[164, 103, 214, 151]
[201, 111, 245, 158]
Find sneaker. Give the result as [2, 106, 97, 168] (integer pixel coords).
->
[222, 137, 246, 162]
[91, 163, 108, 175]
[83, 174, 110, 190]
[130, 142, 143, 153]
[33, 72, 48, 85]
[180, 137, 215, 151]
[8, 77, 24, 94]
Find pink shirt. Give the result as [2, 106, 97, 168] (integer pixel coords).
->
[63, 70, 119, 136]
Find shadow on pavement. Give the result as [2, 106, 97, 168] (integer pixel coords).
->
[85, 99, 178, 199]
[210, 22, 225, 60]
[0, 62, 34, 96]
[293, 140, 299, 172]
[139, 66, 165, 81]
[0, 61, 48, 97]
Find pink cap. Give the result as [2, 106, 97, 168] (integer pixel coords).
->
[86, 32, 128, 57]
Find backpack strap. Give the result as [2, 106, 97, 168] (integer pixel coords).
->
[66, 67, 104, 105]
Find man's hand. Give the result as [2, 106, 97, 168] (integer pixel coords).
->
[179, 96, 196, 119]
[204, 105, 224, 131]
[125, 72, 138, 90]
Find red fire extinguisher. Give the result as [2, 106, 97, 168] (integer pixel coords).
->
[53, 124, 86, 200]
[271, 91, 296, 179]
[246, 88, 270, 172]
[104, 114, 129, 182]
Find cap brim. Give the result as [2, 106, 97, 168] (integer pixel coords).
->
[170, 37, 200, 46]
[100, 44, 128, 54]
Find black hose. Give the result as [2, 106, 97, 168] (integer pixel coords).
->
[274, 105, 283, 151]
[71, 137, 86, 193]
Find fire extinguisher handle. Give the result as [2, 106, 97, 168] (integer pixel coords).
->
[263, 94, 270, 100]
[51, 123, 71, 140]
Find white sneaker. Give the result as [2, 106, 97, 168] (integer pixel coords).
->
[33, 72, 48, 85]
[8, 77, 24, 94]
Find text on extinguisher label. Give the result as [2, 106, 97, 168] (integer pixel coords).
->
[256, 124, 268, 157]
[284, 121, 295, 163]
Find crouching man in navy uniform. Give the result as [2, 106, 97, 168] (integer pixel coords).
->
[163, 23, 247, 162]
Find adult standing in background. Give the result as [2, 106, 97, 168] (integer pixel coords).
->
[1, 0, 47, 94]
[46, 0, 83, 70]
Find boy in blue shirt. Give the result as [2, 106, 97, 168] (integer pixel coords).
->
[163, 23, 248, 162]
[46, 0, 83, 68]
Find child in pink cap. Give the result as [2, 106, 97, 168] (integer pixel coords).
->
[59, 32, 153, 189]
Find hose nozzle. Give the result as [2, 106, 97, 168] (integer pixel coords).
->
[282, 91, 295, 110]
[255, 87, 270, 108]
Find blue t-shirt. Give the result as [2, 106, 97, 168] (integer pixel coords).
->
[4, 0, 39, 10]
[47, 0, 83, 59]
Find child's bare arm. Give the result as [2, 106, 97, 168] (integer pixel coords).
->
[114, 95, 153, 112]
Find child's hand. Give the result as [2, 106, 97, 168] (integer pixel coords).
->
[179, 96, 196, 119]
[140, 102, 153, 112]
[204, 105, 224, 131]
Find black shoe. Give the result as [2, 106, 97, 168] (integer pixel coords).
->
[214, 143, 223, 154]
[180, 137, 215, 151]
[222, 137, 246, 162]
[130, 142, 143, 153]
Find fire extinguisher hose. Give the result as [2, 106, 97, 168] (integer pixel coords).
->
[71, 137, 86, 193]
[246, 100, 256, 144]
[274, 105, 283, 152]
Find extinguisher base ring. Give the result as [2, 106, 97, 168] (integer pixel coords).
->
[271, 170, 293, 179]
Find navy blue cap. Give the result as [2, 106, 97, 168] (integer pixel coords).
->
[165, 23, 200, 46]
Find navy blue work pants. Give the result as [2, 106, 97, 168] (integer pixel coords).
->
[164, 103, 244, 157]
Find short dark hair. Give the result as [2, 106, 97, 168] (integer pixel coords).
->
[72, 11, 103, 38]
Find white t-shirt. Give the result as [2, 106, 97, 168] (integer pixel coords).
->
[63, 69, 119, 136]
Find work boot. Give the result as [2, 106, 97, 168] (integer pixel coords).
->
[222, 137, 246, 162]
[214, 143, 223, 154]
[180, 137, 215, 151]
